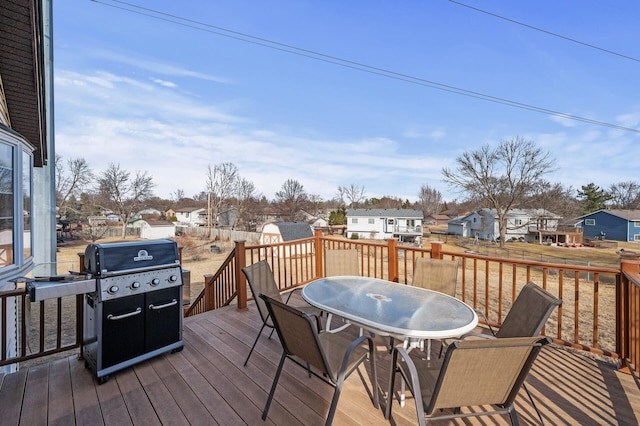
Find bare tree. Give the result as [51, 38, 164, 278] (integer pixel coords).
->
[55, 154, 93, 219]
[442, 136, 555, 247]
[206, 162, 238, 231]
[417, 184, 442, 219]
[609, 181, 640, 209]
[525, 181, 581, 220]
[170, 189, 186, 203]
[275, 179, 308, 221]
[96, 163, 155, 238]
[235, 177, 258, 230]
[337, 184, 366, 208]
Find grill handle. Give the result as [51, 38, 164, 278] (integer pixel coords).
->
[107, 307, 142, 320]
[149, 299, 178, 311]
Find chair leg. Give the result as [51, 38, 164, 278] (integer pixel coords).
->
[244, 322, 267, 366]
[262, 352, 287, 420]
[508, 405, 521, 426]
[385, 350, 399, 419]
[523, 382, 544, 425]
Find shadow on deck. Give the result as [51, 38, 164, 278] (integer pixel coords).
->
[1, 292, 639, 425]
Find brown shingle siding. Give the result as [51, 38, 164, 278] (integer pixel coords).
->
[0, 0, 47, 166]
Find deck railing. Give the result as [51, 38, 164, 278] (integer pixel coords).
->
[186, 231, 640, 369]
[3, 232, 639, 372]
[0, 287, 83, 368]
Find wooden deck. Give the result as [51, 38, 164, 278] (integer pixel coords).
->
[1, 292, 639, 425]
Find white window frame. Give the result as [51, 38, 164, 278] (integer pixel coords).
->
[0, 126, 34, 281]
[585, 219, 595, 226]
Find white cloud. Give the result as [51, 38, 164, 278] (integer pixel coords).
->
[152, 78, 178, 88]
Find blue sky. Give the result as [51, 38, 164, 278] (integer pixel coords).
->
[53, 1, 640, 203]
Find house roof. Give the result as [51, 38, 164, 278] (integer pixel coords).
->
[0, 0, 47, 166]
[347, 208, 424, 218]
[579, 209, 640, 221]
[145, 219, 175, 227]
[430, 214, 450, 220]
[270, 222, 313, 241]
[476, 208, 560, 218]
[175, 206, 205, 213]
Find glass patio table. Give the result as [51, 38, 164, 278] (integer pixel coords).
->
[302, 276, 478, 343]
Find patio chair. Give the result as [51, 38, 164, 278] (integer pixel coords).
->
[241, 260, 322, 367]
[439, 281, 562, 424]
[324, 248, 360, 277]
[386, 336, 551, 425]
[324, 249, 360, 333]
[411, 257, 459, 296]
[388, 257, 460, 357]
[260, 294, 379, 426]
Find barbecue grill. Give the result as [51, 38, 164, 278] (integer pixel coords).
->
[26, 239, 184, 384]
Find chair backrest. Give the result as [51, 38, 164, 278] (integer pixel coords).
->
[260, 294, 331, 376]
[496, 281, 562, 338]
[325, 249, 359, 277]
[242, 260, 284, 325]
[411, 257, 459, 297]
[428, 336, 549, 414]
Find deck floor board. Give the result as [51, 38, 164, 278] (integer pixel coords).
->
[1, 294, 638, 425]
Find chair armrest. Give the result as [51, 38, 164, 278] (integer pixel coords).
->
[474, 309, 498, 337]
[283, 287, 303, 303]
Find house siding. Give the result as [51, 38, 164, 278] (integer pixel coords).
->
[580, 210, 640, 242]
[345, 209, 423, 241]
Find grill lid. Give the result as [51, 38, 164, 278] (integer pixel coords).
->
[84, 239, 179, 276]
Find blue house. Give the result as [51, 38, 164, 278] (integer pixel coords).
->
[578, 209, 640, 242]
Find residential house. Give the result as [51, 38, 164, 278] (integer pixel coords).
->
[346, 208, 423, 243]
[134, 208, 162, 220]
[299, 209, 329, 229]
[1, 0, 52, 373]
[174, 206, 206, 227]
[448, 208, 561, 243]
[260, 222, 313, 258]
[128, 219, 176, 239]
[578, 209, 640, 242]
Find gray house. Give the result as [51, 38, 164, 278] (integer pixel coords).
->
[448, 208, 561, 243]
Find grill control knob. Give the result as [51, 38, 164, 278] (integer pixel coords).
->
[132, 282, 141, 289]
[151, 278, 160, 286]
[108, 285, 119, 295]
[169, 275, 178, 282]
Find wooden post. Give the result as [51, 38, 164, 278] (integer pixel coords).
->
[315, 230, 324, 278]
[619, 256, 640, 365]
[235, 240, 248, 311]
[430, 241, 443, 259]
[388, 238, 398, 282]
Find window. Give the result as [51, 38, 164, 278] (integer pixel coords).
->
[585, 219, 595, 226]
[0, 128, 33, 271]
[352, 218, 358, 224]
[634, 234, 640, 241]
[407, 219, 415, 227]
[0, 142, 13, 267]
[515, 219, 522, 225]
[368, 218, 374, 224]
[634, 221, 640, 228]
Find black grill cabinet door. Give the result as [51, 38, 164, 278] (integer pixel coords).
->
[145, 287, 181, 352]
[102, 294, 145, 368]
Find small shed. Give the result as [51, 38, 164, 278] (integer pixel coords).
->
[129, 219, 176, 239]
[260, 222, 313, 258]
